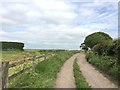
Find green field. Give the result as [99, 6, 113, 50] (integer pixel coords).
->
[1, 49, 79, 88]
[1, 49, 42, 62]
[1, 51, 23, 61]
[1, 49, 50, 78]
[8, 50, 77, 88]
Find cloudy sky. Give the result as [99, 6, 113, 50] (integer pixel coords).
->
[0, 0, 118, 49]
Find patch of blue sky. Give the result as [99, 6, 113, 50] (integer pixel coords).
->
[95, 3, 117, 14]
[2, 26, 27, 32]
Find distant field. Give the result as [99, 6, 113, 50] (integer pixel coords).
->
[1, 49, 46, 77]
[0, 49, 42, 62]
[1, 49, 80, 62]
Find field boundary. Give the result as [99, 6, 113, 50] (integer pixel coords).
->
[1, 53, 53, 89]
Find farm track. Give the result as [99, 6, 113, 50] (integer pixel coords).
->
[77, 53, 118, 88]
[55, 53, 118, 88]
[55, 53, 79, 88]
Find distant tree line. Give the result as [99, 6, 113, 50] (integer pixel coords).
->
[0, 41, 24, 51]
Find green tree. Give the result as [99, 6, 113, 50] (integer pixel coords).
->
[84, 32, 112, 49]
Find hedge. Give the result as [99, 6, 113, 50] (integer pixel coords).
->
[0, 41, 24, 50]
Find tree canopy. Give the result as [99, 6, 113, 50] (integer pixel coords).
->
[84, 32, 112, 49]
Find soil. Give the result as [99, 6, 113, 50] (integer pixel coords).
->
[55, 53, 118, 88]
[77, 53, 118, 88]
[55, 53, 79, 88]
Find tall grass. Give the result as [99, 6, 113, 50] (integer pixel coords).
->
[86, 52, 119, 83]
[73, 58, 90, 89]
[8, 51, 77, 88]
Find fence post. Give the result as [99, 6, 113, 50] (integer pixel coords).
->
[32, 56, 36, 68]
[2, 61, 9, 89]
[50, 53, 52, 56]
[22, 55, 26, 70]
[44, 53, 46, 60]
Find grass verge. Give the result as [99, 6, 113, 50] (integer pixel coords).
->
[8, 51, 77, 88]
[86, 52, 119, 85]
[73, 58, 90, 89]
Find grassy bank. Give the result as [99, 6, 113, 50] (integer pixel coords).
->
[73, 58, 90, 89]
[9, 51, 77, 88]
[86, 52, 119, 84]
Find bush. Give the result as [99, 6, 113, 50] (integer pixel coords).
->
[1, 42, 24, 51]
[92, 44, 104, 55]
[86, 52, 119, 81]
[107, 39, 120, 66]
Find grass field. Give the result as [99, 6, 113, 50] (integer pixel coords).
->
[1, 50, 79, 88]
[1, 51, 23, 61]
[1, 49, 45, 77]
[1, 49, 42, 62]
[8, 50, 77, 88]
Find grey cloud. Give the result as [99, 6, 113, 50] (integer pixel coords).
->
[1, 0, 118, 49]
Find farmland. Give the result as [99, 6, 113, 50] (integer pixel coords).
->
[1, 44, 117, 86]
[0, 50, 78, 88]
[1, 48, 119, 88]
[1, 0, 119, 88]
[1, 32, 119, 89]
[1, 49, 80, 88]
[8, 50, 78, 88]
[1, 50, 41, 62]
[1, 49, 53, 88]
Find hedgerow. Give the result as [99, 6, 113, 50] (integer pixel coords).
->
[0, 42, 24, 50]
[86, 52, 119, 82]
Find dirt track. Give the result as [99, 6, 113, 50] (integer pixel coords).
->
[55, 53, 79, 88]
[77, 53, 118, 88]
[55, 53, 118, 88]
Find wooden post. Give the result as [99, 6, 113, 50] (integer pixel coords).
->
[22, 55, 26, 70]
[50, 54, 52, 56]
[32, 56, 35, 68]
[44, 53, 46, 60]
[2, 61, 9, 89]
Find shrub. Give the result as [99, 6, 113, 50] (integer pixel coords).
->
[1, 42, 24, 51]
[86, 52, 119, 81]
[92, 44, 104, 55]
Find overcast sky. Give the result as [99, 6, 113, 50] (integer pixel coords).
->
[0, 0, 118, 50]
